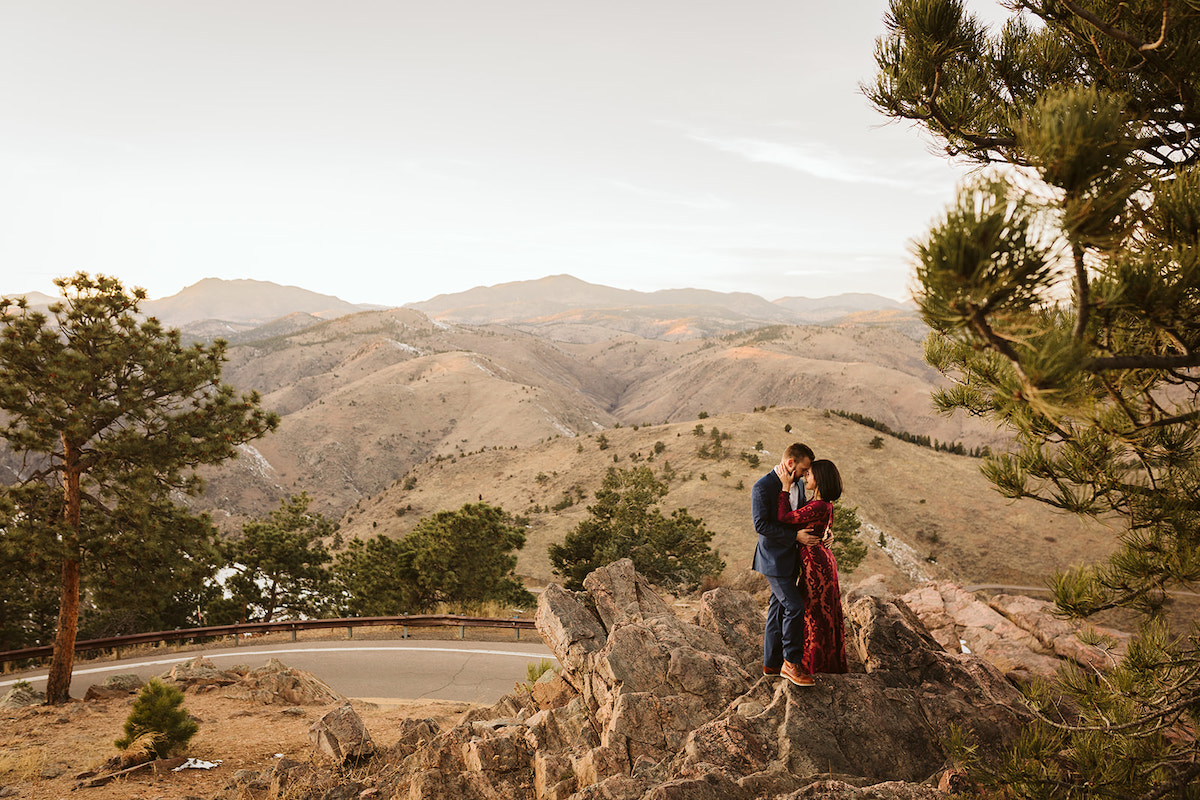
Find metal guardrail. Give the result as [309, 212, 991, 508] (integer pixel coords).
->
[0, 614, 537, 665]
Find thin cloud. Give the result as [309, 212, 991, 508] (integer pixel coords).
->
[688, 133, 926, 190]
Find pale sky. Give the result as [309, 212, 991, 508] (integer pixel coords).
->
[0, 1, 1010, 306]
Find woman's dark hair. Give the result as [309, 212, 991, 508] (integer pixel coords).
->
[811, 459, 842, 502]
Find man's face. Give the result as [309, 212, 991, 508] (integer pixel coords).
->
[791, 457, 812, 482]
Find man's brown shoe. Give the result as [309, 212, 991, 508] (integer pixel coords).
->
[763, 665, 781, 676]
[781, 660, 815, 687]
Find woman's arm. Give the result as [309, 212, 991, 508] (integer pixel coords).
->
[777, 494, 829, 529]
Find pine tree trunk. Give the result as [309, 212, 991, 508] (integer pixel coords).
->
[46, 438, 83, 705]
[44, 556, 80, 704]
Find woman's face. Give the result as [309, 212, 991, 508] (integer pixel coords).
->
[804, 469, 817, 494]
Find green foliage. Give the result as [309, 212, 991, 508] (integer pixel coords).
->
[526, 658, 556, 684]
[871, 2, 1200, 795]
[868, 436, 885, 450]
[547, 466, 724, 591]
[653, 441, 666, 455]
[829, 505, 867, 575]
[697, 411, 709, 419]
[115, 679, 198, 758]
[829, 409, 984, 456]
[335, 503, 534, 614]
[217, 493, 334, 623]
[0, 273, 278, 702]
[596, 434, 609, 451]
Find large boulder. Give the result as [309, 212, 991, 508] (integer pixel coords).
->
[369, 559, 1031, 800]
[309, 703, 375, 763]
[899, 581, 1128, 680]
[221, 658, 345, 705]
[0, 683, 45, 709]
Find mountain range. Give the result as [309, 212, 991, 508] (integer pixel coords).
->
[3, 275, 1110, 594]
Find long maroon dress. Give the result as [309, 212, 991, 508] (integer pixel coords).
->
[777, 492, 848, 674]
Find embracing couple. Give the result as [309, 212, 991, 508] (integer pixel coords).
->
[751, 442, 848, 687]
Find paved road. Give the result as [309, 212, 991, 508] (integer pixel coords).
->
[1, 639, 557, 704]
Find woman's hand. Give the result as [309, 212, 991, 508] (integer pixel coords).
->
[776, 464, 793, 492]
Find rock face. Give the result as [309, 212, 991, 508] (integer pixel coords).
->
[371, 559, 1032, 799]
[0, 683, 45, 709]
[310, 703, 376, 763]
[899, 581, 1129, 681]
[160, 656, 345, 705]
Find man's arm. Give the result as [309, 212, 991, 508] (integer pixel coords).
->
[752, 476, 798, 542]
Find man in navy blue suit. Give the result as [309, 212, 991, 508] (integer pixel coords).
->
[752, 442, 819, 687]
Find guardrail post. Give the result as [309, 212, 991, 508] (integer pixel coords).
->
[291, 627, 297, 642]
[515, 626, 520, 641]
[459, 624, 465, 639]
[347, 626, 354, 640]
[233, 631, 239, 647]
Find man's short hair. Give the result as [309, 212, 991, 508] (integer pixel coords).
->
[784, 442, 815, 463]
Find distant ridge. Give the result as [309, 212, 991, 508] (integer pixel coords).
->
[407, 274, 914, 334]
[144, 278, 390, 326]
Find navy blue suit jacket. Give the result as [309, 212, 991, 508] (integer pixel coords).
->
[751, 468, 805, 577]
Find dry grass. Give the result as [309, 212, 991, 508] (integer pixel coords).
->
[0, 690, 478, 800]
[340, 406, 1114, 594]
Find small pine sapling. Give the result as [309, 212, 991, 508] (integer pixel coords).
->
[115, 678, 198, 758]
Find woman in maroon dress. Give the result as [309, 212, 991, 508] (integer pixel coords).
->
[777, 459, 848, 676]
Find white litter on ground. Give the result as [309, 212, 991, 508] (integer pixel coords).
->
[173, 758, 222, 771]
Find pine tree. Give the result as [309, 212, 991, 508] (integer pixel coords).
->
[870, 1, 1200, 794]
[220, 493, 334, 622]
[115, 678, 199, 758]
[0, 273, 278, 704]
[548, 466, 724, 591]
[334, 503, 534, 614]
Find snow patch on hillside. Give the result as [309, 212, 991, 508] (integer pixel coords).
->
[236, 444, 277, 480]
[866, 522, 931, 583]
[384, 338, 423, 355]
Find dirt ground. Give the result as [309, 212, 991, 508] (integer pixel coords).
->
[0, 691, 476, 800]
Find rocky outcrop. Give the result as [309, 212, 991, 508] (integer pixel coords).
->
[0, 682, 45, 709]
[161, 656, 345, 705]
[365, 559, 1031, 800]
[309, 703, 375, 763]
[899, 581, 1129, 681]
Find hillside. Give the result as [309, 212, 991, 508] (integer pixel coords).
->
[406, 274, 916, 339]
[144, 278, 387, 327]
[191, 309, 1002, 526]
[335, 407, 1113, 593]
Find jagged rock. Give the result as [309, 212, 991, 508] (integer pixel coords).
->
[535, 583, 608, 675]
[223, 658, 346, 705]
[987, 593, 1128, 671]
[531, 668, 577, 710]
[372, 559, 1031, 800]
[379, 717, 441, 762]
[843, 573, 894, 603]
[899, 582, 1129, 680]
[0, 683, 45, 709]
[584, 559, 675, 630]
[102, 672, 145, 692]
[309, 703, 375, 763]
[162, 656, 241, 690]
[693, 587, 763, 672]
[83, 684, 130, 702]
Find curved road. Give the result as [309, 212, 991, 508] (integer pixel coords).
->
[1, 639, 557, 705]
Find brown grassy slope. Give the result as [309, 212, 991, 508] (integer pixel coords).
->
[337, 407, 1114, 593]
[195, 312, 1001, 532]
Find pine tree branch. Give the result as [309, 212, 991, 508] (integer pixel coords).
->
[1135, 761, 1200, 800]
[1028, 690, 1200, 734]
[1086, 353, 1200, 370]
[1072, 242, 1089, 340]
